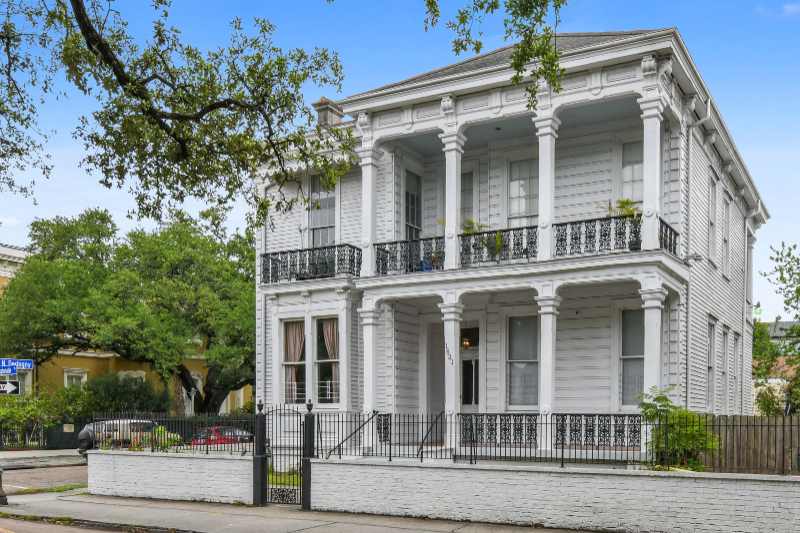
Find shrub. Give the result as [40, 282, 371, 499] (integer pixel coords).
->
[82, 372, 172, 414]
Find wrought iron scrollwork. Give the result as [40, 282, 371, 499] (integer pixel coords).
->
[261, 244, 362, 284]
[553, 216, 645, 257]
[377, 414, 392, 443]
[460, 226, 538, 267]
[659, 218, 679, 255]
[375, 237, 445, 276]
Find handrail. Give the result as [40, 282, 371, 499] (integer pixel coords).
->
[326, 410, 379, 459]
[416, 411, 445, 460]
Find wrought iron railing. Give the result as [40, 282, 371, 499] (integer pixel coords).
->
[659, 218, 679, 255]
[459, 226, 538, 267]
[554, 216, 642, 257]
[374, 237, 445, 276]
[261, 244, 361, 284]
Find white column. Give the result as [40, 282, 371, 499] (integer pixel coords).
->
[535, 294, 561, 414]
[533, 116, 560, 261]
[438, 302, 464, 414]
[640, 287, 668, 394]
[357, 146, 382, 277]
[638, 98, 665, 251]
[440, 132, 467, 269]
[358, 306, 381, 414]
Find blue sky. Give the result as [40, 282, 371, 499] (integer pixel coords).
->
[0, 0, 798, 320]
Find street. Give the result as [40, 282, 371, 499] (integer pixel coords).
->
[0, 519, 116, 533]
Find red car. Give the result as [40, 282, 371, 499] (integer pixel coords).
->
[190, 426, 254, 446]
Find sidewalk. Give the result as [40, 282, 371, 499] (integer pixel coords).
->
[4, 490, 588, 533]
[0, 450, 86, 470]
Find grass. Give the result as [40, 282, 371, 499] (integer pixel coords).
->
[13, 484, 87, 495]
[0, 512, 43, 521]
[50, 517, 74, 525]
[268, 473, 300, 487]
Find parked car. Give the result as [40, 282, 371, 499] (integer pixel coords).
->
[190, 426, 254, 446]
[77, 419, 181, 454]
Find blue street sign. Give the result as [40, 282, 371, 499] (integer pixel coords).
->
[0, 368, 17, 376]
[0, 359, 34, 371]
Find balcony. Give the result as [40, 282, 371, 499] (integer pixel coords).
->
[261, 244, 362, 284]
[460, 226, 538, 267]
[375, 237, 445, 276]
[553, 216, 642, 257]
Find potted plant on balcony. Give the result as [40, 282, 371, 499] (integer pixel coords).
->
[598, 199, 642, 218]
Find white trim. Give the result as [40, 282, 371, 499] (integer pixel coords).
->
[611, 297, 645, 413]
[63, 367, 89, 387]
[500, 146, 540, 229]
[500, 304, 541, 412]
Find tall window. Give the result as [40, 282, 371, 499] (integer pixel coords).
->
[316, 318, 339, 404]
[621, 309, 645, 406]
[508, 159, 538, 228]
[621, 141, 644, 203]
[709, 177, 717, 260]
[723, 198, 731, 275]
[461, 171, 474, 226]
[284, 321, 306, 404]
[310, 176, 335, 247]
[722, 328, 729, 414]
[507, 316, 539, 406]
[707, 321, 716, 412]
[405, 170, 422, 240]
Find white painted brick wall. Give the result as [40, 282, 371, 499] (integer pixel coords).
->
[311, 459, 800, 532]
[88, 451, 252, 505]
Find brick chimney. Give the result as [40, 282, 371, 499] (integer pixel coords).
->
[312, 96, 345, 127]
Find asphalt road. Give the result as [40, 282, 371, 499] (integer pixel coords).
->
[0, 519, 116, 533]
[2, 467, 87, 494]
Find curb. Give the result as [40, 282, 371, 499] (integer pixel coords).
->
[2, 513, 200, 533]
[3, 461, 87, 471]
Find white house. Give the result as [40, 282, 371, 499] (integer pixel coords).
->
[254, 28, 768, 420]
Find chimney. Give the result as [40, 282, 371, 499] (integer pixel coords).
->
[312, 96, 345, 127]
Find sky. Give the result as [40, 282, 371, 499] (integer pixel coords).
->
[0, 0, 798, 320]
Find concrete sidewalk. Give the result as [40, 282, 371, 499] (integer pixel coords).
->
[0, 450, 86, 470]
[4, 490, 588, 533]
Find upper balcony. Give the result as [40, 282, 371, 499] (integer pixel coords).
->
[261, 244, 362, 284]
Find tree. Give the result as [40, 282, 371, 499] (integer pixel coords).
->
[82, 372, 173, 414]
[762, 243, 800, 378]
[2, 0, 354, 223]
[0, 208, 254, 413]
[423, 0, 568, 108]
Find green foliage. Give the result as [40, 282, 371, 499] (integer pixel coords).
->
[638, 386, 720, 471]
[754, 385, 785, 416]
[233, 398, 256, 415]
[752, 319, 783, 381]
[423, 0, 568, 109]
[0, 383, 86, 446]
[0, 208, 254, 413]
[598, 199, 642, 218]
[763, 243, 800, 376]
[82, 373, 172, 414]
[1, 1, 354, 224]
[461, 219, 491, 234]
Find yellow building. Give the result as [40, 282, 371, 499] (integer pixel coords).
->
[0, 242, 252, 413]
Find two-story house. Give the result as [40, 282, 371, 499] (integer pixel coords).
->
[255, 28, 768, 420]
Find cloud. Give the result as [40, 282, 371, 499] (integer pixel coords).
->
[784, 3, 800, 15]
[0, 217, 21, 226]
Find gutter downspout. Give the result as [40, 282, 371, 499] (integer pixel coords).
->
[684, 97, 713, 410]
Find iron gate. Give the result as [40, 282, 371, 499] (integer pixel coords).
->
[260, 405, 304, 505]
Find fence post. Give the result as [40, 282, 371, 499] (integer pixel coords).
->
[253, 401, 267, 507]
[302, 402, 315, 511]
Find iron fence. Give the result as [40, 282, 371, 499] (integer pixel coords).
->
[459, 226, 538, 267]
[89, 412, 255, 455]
[659, 218, 679, 255]
[0, 417, 88, 451]
[554, 215, 642, 257]
[375, 237, 445, 276]
[261, 244, 362, 284]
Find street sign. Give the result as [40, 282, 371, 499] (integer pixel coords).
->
[0, 368, 17, 376]
[0, 381, 20, 395]
[0, 359, 33, 371]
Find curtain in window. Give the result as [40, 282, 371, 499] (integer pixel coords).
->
[284, 322, 305, 403]
[322, 318, 339, 403]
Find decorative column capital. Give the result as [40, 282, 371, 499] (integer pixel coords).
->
[438, 302, 465, 322]
[533, 115, 561, 139]
[358, 307, 382, 325]
[535, 295, 562, 315]
[637, 97, 666, 122]
[639, 287, 668, 309]
[356, 146, 384, 167]
[439, 131, 467, 153]
[355, 111, 372, 141]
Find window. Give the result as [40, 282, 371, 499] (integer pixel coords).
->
[722, 328, 729, 414]
[707, 322, 716, 412]
[461, 171, 474, 226]
[508, 159, 539, 228]
[507, 316, 539, 406]
[63, 368, 88, 388]
[709, 177, 717, 260]
[284, 321, 306, 404]
[621, 141, 644, 203]
[723, 198, 731, 276]
[316, 318, 339, 404]
[405, 170, 422, 240]
[310, 175, 335, 247]
[621, 309, 645, 406]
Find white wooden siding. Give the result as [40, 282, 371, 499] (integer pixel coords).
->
[553, 138, 613, 224]
[265, 182, 305, 252]
[393, 302, 420, 413]
[339, 170, 362, 245]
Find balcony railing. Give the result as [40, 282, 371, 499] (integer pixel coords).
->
[375, 237, 445, 276]
[554, 216, 642, 257]
[261, 244, 362, 284]
[659, 218, 679, 255]
[459, 226, 538, 267]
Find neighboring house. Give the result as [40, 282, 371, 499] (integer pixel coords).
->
[0, 243, 251, 413]
[255, 28, 767, 417]
[752, 320, 797, 415]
